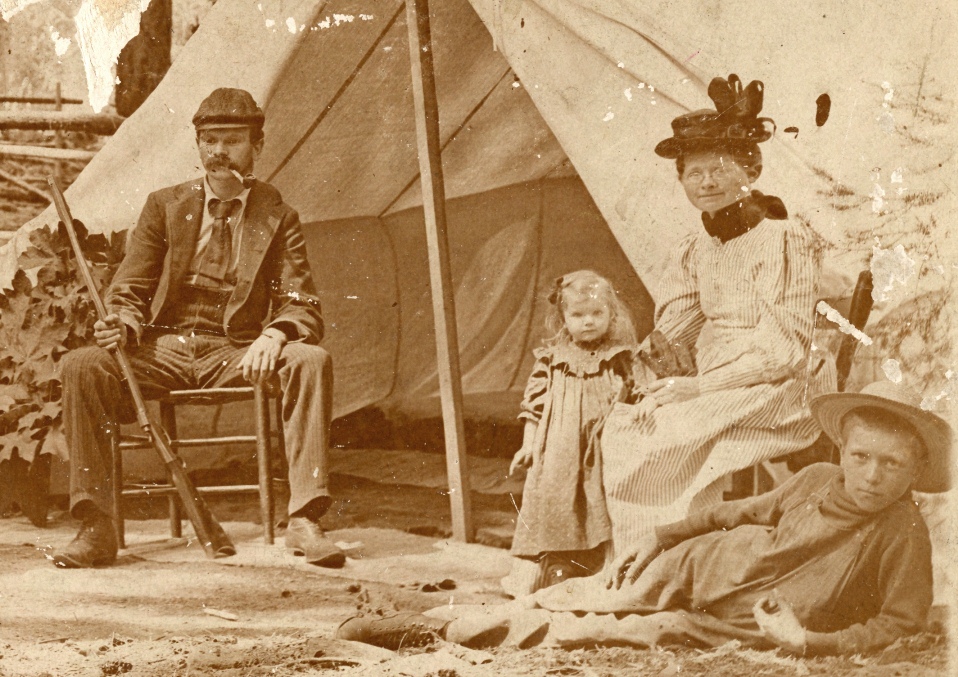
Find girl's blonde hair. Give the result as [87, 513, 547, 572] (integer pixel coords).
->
[545, 270, 637, 346]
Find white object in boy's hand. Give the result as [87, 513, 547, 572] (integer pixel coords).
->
[752, 591, 808, 654]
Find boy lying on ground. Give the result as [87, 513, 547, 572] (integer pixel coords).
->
[336, 380, 951, 656]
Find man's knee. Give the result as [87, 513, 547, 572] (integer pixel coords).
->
[280, 343, 332, 377]
[61, 346, 117, 388]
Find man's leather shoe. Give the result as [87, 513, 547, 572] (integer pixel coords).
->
[336, 612, 449, 649]
[285, 516, 345, 568]
[52, 511, 118, 569]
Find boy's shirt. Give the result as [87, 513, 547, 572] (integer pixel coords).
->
[653, 463, 933, 655]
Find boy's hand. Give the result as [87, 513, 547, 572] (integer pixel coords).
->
[509, 447, 533, 476]
[605, 533, 661, 589]
[93, 313, 128, 351]
[753, 592, 807, 654]
[238, 333, 284, 384]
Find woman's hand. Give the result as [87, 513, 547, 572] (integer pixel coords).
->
[753, 593, 807, 655]
[509, 446, 533, 476]
[604, 534, 661, 590]
[647, 376, 700, 406]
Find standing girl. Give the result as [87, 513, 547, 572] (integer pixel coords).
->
[503, 270, 637, 597]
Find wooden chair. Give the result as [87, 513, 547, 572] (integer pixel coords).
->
[111, 383, 284, 549]
[734, 270, 875, 497]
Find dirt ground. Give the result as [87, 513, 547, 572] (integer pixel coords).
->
[0, 462, 951, 677]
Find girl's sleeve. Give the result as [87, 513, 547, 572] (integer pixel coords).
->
[698, 222, 822, 394]
[805, 520, 933, 655]
[649, 234, 707, 351]
[518, 351, 551, 423]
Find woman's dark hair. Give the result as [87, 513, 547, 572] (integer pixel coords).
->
[676, 142, 762, 180]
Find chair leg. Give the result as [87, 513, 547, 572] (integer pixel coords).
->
[159, 402, 183, 539]
[254, 385, 275, 545]
[111, 431, 126, 549]
[273, 393, 286, 466]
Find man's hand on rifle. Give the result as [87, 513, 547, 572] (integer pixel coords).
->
[238, 331, 285, 385]
[94, 313, 128, 351]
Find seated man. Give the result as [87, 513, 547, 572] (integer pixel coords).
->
[337, 380, 950, 655]
[52, 88, 344, 569]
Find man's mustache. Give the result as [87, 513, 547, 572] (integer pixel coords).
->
[204, 154, 232, 170]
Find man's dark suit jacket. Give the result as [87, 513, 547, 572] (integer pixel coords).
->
[106, 178, 323, 345]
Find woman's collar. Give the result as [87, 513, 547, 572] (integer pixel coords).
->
[701, 190, 787, 243]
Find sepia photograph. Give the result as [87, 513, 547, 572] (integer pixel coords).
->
[0, 0, 954, 674]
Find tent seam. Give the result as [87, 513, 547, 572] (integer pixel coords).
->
[378, 66, 514, 218]
[506, 178, 546, 391]
[266, 3, 406, 184]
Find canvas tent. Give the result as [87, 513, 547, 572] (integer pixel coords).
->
[3, 0, 955, 425]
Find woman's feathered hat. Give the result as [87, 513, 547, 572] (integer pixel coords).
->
[655, 74, 776, 159]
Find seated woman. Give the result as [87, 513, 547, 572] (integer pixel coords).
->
[337, 380, 951, 656]
[600, 74, 835, 548]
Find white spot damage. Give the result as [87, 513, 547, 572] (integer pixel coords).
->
[882, 358, 902, 384]
[73, 0, 153, 112]
[816, 301, 873, 346]
[50, 28, 71, 57]
[314, 13, 369, 29]
[285, 17, 296, 33]
[869, 183, 885, 213]
[602, 110, 614, 122]
[921, 371, 956, 411]
[870, 242, 917, 302]
[878, 81, 896, 133]
[0, 0, 43, 20]
[624, 88, 632, 101]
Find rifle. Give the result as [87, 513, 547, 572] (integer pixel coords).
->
[47, 177, 236, 559]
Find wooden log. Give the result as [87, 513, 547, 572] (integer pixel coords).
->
[0, 144, 96, 161]
[0, 111, 123, 135]
[0, 167, 50, 202]
[0, 95, 84, 105]
[405, 0, 474, 542]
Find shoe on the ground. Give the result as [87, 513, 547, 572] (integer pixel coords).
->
[543, 561, 574, 588]
[336, 612, 450, 650]
[285, 516, 346, 568]
[52, 511, 118, 569]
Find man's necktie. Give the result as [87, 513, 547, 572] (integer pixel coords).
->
[201, 197, 241, 287]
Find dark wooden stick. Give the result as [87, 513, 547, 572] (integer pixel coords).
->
[0, 167, 50, 202]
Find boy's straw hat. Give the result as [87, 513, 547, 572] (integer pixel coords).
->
[811, 380, 954, 493]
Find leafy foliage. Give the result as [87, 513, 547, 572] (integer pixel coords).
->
[0, 222, 126, 463]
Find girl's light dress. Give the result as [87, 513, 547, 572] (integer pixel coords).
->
[512, 341, 633, 557]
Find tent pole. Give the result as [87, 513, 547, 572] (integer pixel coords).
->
[405, 0, 474, 542]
